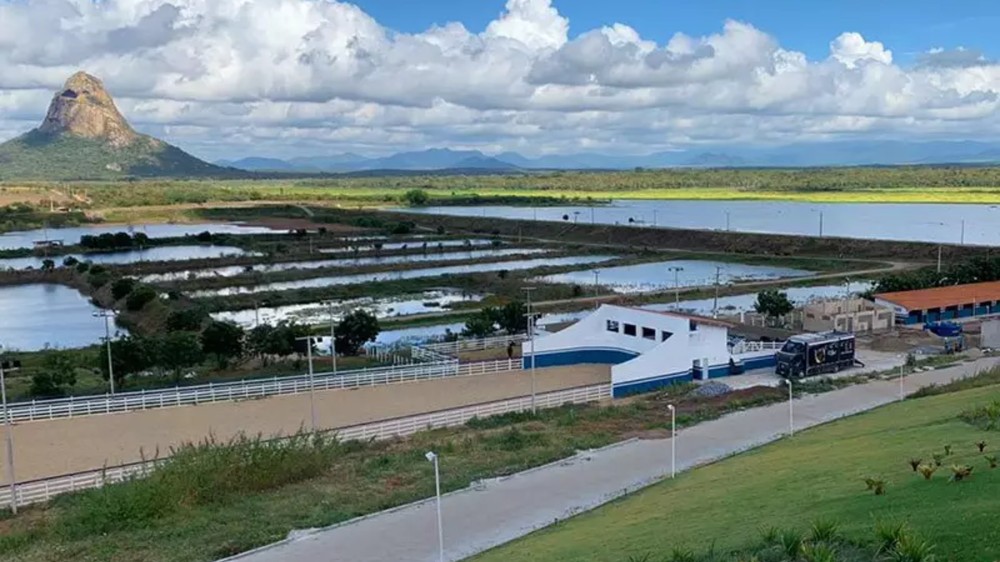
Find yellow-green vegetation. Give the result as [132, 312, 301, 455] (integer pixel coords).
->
[474, 384, 1000, 562]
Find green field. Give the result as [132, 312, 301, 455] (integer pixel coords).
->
[474, 384, 1000, 562]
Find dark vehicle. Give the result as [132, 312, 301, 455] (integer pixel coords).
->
[775, 331, 856, 379]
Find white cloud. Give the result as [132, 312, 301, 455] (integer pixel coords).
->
[0, 0, 999, 159]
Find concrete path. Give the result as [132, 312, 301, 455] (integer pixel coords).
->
[225, 356, 999, 562]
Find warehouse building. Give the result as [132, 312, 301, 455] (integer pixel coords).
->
[874, 281, 1000, 325]
[523, 304, 778, 397]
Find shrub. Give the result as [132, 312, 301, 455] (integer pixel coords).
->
[809, 519, 840, 543]
[932, 453, 944, 466]
[88, 271, 110, 289]
[61, 255, 79, 267]
[943, 444, 952, 456]
[402, 189, 429, 206]
[125, 285, 158, 311]
[777, 529, 803, 559]
[800, 542, 837, 562]
[985, 455, 997, 469]
[482, 428, 548, 451]
[875, 521, 909, 556]
[959, 400, 1000, 431]
[918, 464, 937, 480]
[908, 458, 922, 472]
[863, 477, 886, 495]
[110, 277, 137, 300]
[75, 261, 90, 273]
[166, 308, 208, 332]
[759, 526, 781, 545]
[977, 440, 987, 452]
[890, 533, 938, 562]
[949, 464, 973, 482]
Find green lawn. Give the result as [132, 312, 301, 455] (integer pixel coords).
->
[474, 384, 1000, 562]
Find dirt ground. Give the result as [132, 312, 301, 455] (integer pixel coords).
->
[0, 187, 76, 207]
[4, 364, 610, 483]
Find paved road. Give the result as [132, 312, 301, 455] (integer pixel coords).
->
[225, 356, 999, 562]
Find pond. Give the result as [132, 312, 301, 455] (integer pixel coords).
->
[535, 259, 812, 294]
[0, 284, 126, 351]
[211, 289, 483, 328]
[0, 246, 252, 270]
[397, 200, 1000, 245]
[0, 223, 275, 250]
[140, 248, 547, 283]
[319, 239, 497, 253]
[372, 322, 466, 347]
[189, 255, 617, 298]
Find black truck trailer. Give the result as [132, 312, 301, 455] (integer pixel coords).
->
[775, 331, 856, 379]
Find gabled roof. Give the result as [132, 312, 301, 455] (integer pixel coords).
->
[875, 281, 1000, 312]
[618, 305, 733, 328]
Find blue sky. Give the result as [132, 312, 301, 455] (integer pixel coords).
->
[353, 0, 1000, 64]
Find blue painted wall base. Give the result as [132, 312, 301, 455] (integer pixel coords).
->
[523, 348, 638, 369]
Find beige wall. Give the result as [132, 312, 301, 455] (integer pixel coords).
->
[802, 299, 893, 333]
[4, 365, 610, 483]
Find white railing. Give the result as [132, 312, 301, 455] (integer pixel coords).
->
[730, 340, 785, 355]
[417, 334, 528, 357]
[0, 383, 610, 508]
[454, 358, 521, 376]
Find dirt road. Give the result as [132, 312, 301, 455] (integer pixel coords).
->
[4, 365, 609, 483]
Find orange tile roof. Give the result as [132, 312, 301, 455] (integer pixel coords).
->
[874, 281, 1000, 312]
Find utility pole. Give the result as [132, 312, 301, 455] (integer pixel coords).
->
[523, 287, 537, 414]
[295, 336, 319, 432]
[592, 270, 601, 305]
[819, 211, 824, 237]
[937, 245, 942, 274]
[668, 266, 684, 307]
[93, 310, 116, 395]
[961, 219, 966, 245]
[0, 352, 18, 514]
[725, 211, 731, 232]
[325, 302, 338, 373]
[712, 266, 723, 318]
[652, 209, 658, 226]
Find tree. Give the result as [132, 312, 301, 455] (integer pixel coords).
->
[403, 189, 430, 206]
[159, 332, 205, 380]
[247, 321, 308, 362]
[126, 285, 158, 311]
[75, 261, 90, 273]
[166, 308, 208, 332]
[754, 289, 794, 319]
[495, 301, 527, 335]
[201, 321, 245, 368]
[30, 350, 77, 397]
[99, 335, 158, 387]
[41, 259, 55, 272]
[62, 256, 79, 267]
[111, 277, 138, 300]
[132, 232, 150, 248]
[463, 310, 497, 339]
[335, 310, 380, 355]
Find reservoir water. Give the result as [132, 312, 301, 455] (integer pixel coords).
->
[398, 200, 1000, 245]
[0, 284, 125, 351]
[0, 246, 251, 270]
[0, 223, 275, 250]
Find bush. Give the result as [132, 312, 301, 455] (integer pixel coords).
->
[809, 519, 840, 543]
[949, 464, 973, 482]
[959, 400, 1000, 431]
[125, 286, 158, 311]
[863, 477, 886, 495]
[402, 189, 429, 206]
[918, 464, 937, 480]
[75, 261, 90, 273]
[110, 277, 137, 301]
[985, 455, 997, 469]
[88, 271, 111, 289]
[166, 308, 208, 332]
[908, 458, 922, 472]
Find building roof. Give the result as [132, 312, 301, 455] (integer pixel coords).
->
[874, 281, 1000, 312]
[620, 306, 734, 329]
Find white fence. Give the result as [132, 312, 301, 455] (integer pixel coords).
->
[0, 383, 611, 508]
[730, 340, 785, 355]
[417, 334, 528, 357]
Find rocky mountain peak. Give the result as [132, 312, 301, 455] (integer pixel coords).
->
[37, 71, 139, 148]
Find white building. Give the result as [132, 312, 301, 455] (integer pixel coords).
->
[524, 304, 777, 397]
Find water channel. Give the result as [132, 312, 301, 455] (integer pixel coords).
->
[0, 246, 252, 270]
[397, 200, 1000, 245]
[0, 223, 275, 250]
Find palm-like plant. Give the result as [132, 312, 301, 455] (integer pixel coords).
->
[908, 458, 922, 472]
[977, 440, 987, 453]
[864, 477, 887, 495]
[949, 464, 974, 482]
[985, 455, 997, 469]
[918, 464, 937, 480]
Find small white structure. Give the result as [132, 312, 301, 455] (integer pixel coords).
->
[524, 305, 777, 397]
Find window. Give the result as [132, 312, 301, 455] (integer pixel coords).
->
[642, 327, 656, 340]
[606, 320, 620, 333]
[661, 331, 673, 342]
[623, 323, 637, 336]
[689, 320, 698, 332]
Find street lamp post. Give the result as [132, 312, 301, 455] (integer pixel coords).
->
[899, 356, 906, 402]
[592, 270, 601, 305]
[667, 267, 684, 307]
[725, 210, 731, 232]
[523, 287, 537, 414]
[324, 302, 338, 374]
[425, 451, 445, 562]
[0, 352, 17, 514]
[961, 219, 966, 245]
[296, 336, 319, 432]
[785, 378, 794, 436]
[667, 404, 676, 478]
[93, 310, 116, 395]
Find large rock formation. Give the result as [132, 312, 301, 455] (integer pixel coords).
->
[0, 71, 237, 180]
[38, 72, 140, 148]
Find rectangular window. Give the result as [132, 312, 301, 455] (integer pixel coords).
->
[689, 320, 698, 331]
[606, 320, 620, 333]
[642, 327, 656, 340]
[623, 323, 637, 336]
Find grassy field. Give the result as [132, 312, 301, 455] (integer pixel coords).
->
[473, 384, 1000, 562]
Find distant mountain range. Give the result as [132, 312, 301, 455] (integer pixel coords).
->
[218, 141, 1000, 173]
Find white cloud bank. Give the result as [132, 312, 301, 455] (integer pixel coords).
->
[1, 0, 999, 159]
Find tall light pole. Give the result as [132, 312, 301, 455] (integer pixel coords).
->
[898, 356, 905, 402]
[324, 302, 338, 374]
[712, 266, 724, 318]
[425, 451, 444, 562]
[784, 378, 794, 436]
[0, 351, 18, 514]
[668, 266, 684, 307]
[93, 310, 116, 395]
[592, 270, 601, 305]
[296, 336, 318, 432]
[725, 211, 731, 232]
[652, 209, 658, 227]
[667, 404, 676, 478]
[523, 286, 537, 414]
[960, 219, 966, 245]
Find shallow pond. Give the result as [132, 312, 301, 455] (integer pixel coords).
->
[0, 246, 251, 270]
[141, 248, 546, 283]
[0, 284, 126, 351]
[0, 223, 275, 250]
[398, 200, 1000, 245]
[535, 259, 812, 294]
[212, 289, 483, 328]
[189, 255, 616, 298]
[320, 239, 496, 253]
